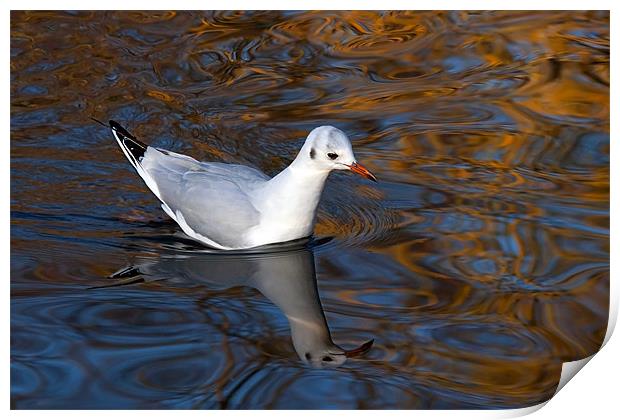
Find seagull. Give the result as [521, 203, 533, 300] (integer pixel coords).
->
[106, 120, 377, 250]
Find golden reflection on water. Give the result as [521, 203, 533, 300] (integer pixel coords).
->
[11, 10, 608, 409]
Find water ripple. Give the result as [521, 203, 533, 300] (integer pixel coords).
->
[11, 10, 608, 409]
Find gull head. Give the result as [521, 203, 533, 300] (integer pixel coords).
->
[297, 340, 375, 369]
[299, 344, 348, 368]
[302, 126, 377, 182]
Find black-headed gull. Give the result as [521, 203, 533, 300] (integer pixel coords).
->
[108, 120, 376, 250]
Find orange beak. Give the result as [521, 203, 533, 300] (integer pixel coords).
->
[348, 162, 377, 182]
[343, 339, 374, 357]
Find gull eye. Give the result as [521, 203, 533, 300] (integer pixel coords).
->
[327, 152, 338, 160]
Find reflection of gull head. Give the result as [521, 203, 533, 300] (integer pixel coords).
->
[294, 334, 373, 368]
[249, 248, 351, 367]
[298, 341, 348, 369]
[105, 243, 373, 368]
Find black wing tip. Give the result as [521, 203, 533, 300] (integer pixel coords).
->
[107, 265, 141, 279]
[109, 120, 138, 141]
[108, 120, 148, 163]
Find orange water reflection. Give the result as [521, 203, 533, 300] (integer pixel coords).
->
[11, 10, 608, 409]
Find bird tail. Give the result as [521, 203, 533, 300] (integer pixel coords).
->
[108, 120, 148, 171]
[94, 117, 164, 201]
[85, 265, 145, 290]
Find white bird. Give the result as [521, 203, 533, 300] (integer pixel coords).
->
[107, 120, 377, 250]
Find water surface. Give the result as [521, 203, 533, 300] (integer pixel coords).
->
[11, 10, 609, 409]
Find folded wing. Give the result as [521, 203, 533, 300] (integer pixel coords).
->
[139, 147, 269, 249]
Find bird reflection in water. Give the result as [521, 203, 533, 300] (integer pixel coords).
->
[103, 241, 373, 368]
